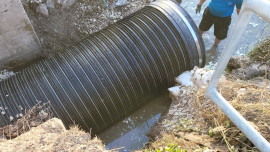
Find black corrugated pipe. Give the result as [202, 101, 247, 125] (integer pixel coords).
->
[0, 0, 205, 134]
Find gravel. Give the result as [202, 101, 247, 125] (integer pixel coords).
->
[21, 0, 150, 56]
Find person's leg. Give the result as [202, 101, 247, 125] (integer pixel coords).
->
[213, 15, 232, 47]
[199, 7, 213, 36]
[199, 29, 205, 35]
[214, 37, 221, 46]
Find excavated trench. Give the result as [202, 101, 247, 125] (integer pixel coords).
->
[1, 0, 270, 151]
[0, 0, 205, 135]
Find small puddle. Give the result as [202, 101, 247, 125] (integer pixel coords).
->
[99, 93, 170, 151]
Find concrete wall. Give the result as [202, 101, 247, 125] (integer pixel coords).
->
[0, 0, 41, 69]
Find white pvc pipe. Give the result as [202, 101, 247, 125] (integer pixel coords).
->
[207, 4, 253, 90]
[246, 0, 270, 23]
[206, 0, 270, 151]
[207, 89, 270, 152]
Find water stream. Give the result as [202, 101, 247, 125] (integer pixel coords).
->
[99, 94, 170, 151]
[98, 0, 270, 151]
[182, 0, 270, 67]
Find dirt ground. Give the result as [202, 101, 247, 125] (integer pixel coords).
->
[145, 70, 270, 151]
[227, 39, 270, 80]
[0, 118, 108, 152]
[21, 0, 150, 56]
[144, 43, 270, 151]
[1, 2, 269, 151]
[0, 102, 110, 151]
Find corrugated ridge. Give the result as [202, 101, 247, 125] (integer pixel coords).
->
[0, 2, 205, 134]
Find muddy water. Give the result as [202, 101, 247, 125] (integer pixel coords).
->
[99, 94, 171, 151]
[98, 1, 270, 151]
[181, 0, 270, 67]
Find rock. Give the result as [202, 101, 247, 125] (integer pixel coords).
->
[237, 88, 246, 97]
[176, 71, 193, 86]
[175, 67, 214, 88]
[227, 56, 251, 70]
[9, 116, 14, 121]
[191, 68, 214, 88]
[28, 0, 43, 4]
[56, 0, 61, 5]
[249, 77, 270, 86]
[56, 0, 76, 8]
[30, 121, 38, 127]
[115, 0, 128, 7]
[46, 0, 55, 8]
[0, 70, 14, 81]
[168, 86, 181, 100]
[228, 56, 270, 80]
[36, 3, 49, 16]
[39, 110, 49, 119]
[212, 126, 225, 136]
[1, 110, 5, 115]
[231, 63, 269, 80]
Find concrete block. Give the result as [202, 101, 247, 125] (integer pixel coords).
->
[0, 0, 41, 69]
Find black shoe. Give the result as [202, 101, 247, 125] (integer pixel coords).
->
[206, 45, 218, 64]
[176, 0, 182, 4]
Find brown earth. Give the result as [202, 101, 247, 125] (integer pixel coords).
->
[146, 77, 270, 151]
[227, 39, 270, 80]
[0, 118, 108, 152]
[21, 0, 150, 57]
[145, 51, 270, 151]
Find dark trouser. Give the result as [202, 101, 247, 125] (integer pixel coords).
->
[199, 7, 231, 40]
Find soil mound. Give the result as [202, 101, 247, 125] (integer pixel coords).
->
[0, 118, 108, 152]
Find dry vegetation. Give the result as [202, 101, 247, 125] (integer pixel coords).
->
[197, 79, 270, 151]
[144, 78, 270, 152]
[0, 102, 53, 139]
[0, 102, 109, 152]
[144, 39, 270, 152]
[0, 118, 108, 152]
[249, 38, 270, 64]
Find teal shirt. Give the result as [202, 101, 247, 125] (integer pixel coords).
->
[209, 0, 243, 17]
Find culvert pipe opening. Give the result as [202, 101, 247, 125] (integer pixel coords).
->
[0, 0, 205, 134]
